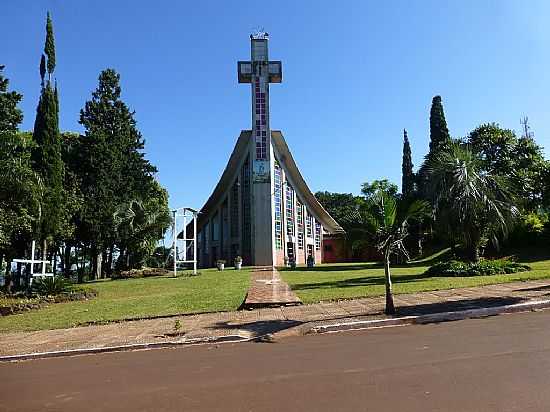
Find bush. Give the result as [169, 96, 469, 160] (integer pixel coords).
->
[32, 276, 72, 296]
[0, 288, 98, 316]
[111, 267, 169, 280]
[424, 259, 531, 277]
[509, 212, 549, 247]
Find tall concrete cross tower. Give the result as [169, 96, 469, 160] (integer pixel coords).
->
[238, 32, 282, 266]
[190, 33, 343, 269]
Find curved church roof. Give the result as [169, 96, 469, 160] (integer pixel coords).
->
[191, 130, 345, 235]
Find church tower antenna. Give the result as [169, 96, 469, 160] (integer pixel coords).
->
[520, 116, 534, 140]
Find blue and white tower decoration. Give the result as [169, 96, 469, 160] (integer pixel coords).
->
[238, 31, 283, 265]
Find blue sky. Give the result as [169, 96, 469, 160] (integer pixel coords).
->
[3, 0, 549, 210]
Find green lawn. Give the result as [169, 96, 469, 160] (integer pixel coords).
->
[280, 256, 550, 304]
[0, 268, 250, 333]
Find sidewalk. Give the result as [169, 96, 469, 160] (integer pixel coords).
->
[2, 279, 550, 358]
[243, 268, 301, 308]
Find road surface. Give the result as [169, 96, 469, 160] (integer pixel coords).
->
[2, 310, 550, 411]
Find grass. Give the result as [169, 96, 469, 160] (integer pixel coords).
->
[3, 249, 549, 333]
[0, 268, 250, 333]
[280, 254, 550, 304]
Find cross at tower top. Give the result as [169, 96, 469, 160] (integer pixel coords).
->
[237, 33, 282, 167]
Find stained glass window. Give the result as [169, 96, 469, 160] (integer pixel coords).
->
[286, 184, 294, 236]
[315, 221, 322, 250]
[306, 212, 313, 238]
[274, 162, 282, 249]
[296, 200, 304, 249]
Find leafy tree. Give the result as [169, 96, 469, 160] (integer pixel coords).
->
[56, 132, 84, 274]
[429, 95, 450, 152]
[0, 67, 23, 133]
[79, 69, 159, 277]
[426, 143, 519, 262]
[468, 123, 547, 211]
[346, 191, 430, 314]
[401, 129, 415, 198]
[361, 179, 398, 201]
[467, 123, 516, 175]
[314, 191, 362, 232]
[0, 67, 41, 288]
[512, 135, 548, 211]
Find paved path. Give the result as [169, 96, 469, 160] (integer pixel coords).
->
[1, 279, 550, 357]
[243, 267, 301, 308]
[3, 310, 550, 411]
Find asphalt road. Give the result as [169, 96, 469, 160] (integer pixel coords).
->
[2, 310, 550, 412]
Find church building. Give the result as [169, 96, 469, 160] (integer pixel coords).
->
[193, 33, 344, 268]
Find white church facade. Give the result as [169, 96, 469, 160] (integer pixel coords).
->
[192, 33, 344, 267]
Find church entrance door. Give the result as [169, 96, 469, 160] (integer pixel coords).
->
[287, 242, 295, 262]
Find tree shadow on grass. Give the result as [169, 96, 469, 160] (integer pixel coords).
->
[279, 263, 383, 273]
[289, 272, 435, 291]
[280, 249, 454, 275]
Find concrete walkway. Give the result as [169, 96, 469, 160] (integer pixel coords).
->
[2, 279, 550, 357]
[243, 268, 301, 308]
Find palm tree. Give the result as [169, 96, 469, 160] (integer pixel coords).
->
[114, 199, 171, 269]
[348, 191, 430, 314]
[425, 143, 519, 262]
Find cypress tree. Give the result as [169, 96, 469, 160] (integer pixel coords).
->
[39, 55, 46, 87]
[44, 12, 56, 80]
[32, 13, 63, 257]
[401, 129, 415, 198]
[429, 95, 450, 152]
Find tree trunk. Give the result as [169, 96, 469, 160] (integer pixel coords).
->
[52, 247, 58, 275]
[96, 251, 103, 280]
[4, 259, 13, 293]
[471, 246, 480, 263]
[64, 244, 72, 277]
[106, 244, 114, 277]
[91, 244, 97, 279]
[42, 239, 48, 262]
[384, 250, 395, 315]
[91, 243, 102, 280]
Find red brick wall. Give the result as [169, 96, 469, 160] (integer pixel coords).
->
[323, 237, 347, 263]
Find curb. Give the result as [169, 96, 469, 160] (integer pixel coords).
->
[309, 299, 550, 334]
[4, 299, 550, 362]
[0, 334, 250, 363]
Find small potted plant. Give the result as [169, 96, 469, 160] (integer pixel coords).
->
[307, 254, 315, 268]
[216, 259, 226, 271]
[289, 256, 296, 269]
[234, 256, 243, 270]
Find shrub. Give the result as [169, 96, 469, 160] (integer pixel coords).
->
[424, 259, 531, 277]
[32, 276, 72, 296]
[111, 267, 169, 280]
[509, 212, 549, 247]
[0, 288, 98, 316]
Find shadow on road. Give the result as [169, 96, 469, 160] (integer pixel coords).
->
[395, 296, 525, 317]
[209, 296, 527, 340]
[208, 319, 303, 340]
